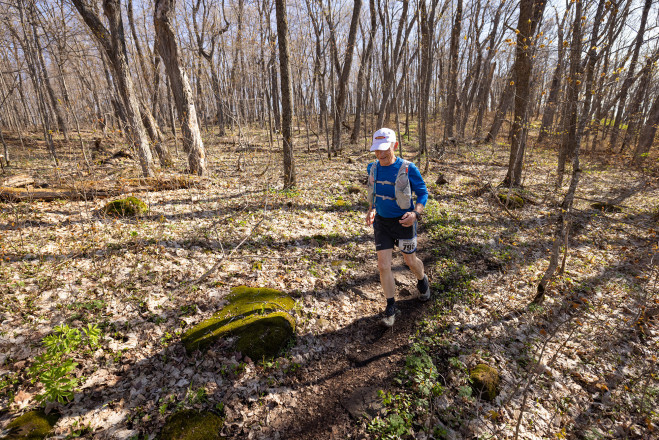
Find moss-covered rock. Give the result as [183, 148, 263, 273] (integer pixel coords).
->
[158, 410, 223, 440]
[497, 192, 524, 209]
[470, 364, 500, 401]
[2, 410, 59, 440]
[102, 196, 148, 217]
[181, 286, 296, 359]
[591, 202, 622, 213]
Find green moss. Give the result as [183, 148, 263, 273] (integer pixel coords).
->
[3, 410, 59, 440]
[233, 313, 296, 359]
[223, 286, 295, 316]
[102, 196, 148, 217]
[591, 202, 622, 213]
[497, 192, 524, 209]
[469, 364, 500, 401]
[158, 410, 223, 440]
[181, 286, 296, 357]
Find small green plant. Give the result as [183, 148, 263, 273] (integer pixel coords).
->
[367, 390, 414, 439]
[397, 344, 443, 398]
[188, 387, 208, 405]
[0, 371, 19, 402]
[28, 324, 101, 403]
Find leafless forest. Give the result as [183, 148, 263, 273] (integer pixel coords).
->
[1, 0, 659, 439]
[1, 0, 658, 175]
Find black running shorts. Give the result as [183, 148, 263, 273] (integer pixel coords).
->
[373, 214, 417, 254]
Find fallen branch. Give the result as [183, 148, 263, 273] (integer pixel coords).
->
[0, 175, 207, 202]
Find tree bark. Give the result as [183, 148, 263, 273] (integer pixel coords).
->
[443, 0, 462, 140]
[154, 0, 207, 175]
[537, 8, 569, 144]
[275, 0, 296, 188]
[328, 0, 362, 155]
[502, 0, 546, 187]
[71, 0, 154, 177]
[633, 92, 659, 164]
[351, 0, 377, 144]
[608, 0, 651, 151]
[556, 0, 583, 188]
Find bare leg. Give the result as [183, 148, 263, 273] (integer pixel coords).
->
[377, 249, 395, 299]
[403, 252, 425, 280]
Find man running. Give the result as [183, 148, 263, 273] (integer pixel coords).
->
[366, 128, 430, 327]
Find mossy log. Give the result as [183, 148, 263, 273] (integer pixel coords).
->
[0, 176, 206, 202]
[591, 202, 623, 213]
[470, 364, 500, 401]
[497, 192, 524, 209]
[2, 410, 59, 440]
[158, 410, 224, 440]
[182, 286, 296, 359]
[102, 196, 148, 217]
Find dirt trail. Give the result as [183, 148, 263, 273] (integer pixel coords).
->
[273, 245, 436, 438]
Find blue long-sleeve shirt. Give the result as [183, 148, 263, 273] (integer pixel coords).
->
[367, 157, 428, 218]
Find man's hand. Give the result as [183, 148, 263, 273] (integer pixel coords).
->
[399, 211, 417, 227]
[366, 208, 376, 226]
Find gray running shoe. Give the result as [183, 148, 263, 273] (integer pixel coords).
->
[382, 303, 400, 327]
[418, 275, 431, 301]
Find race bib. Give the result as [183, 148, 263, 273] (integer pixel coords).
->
[399, 236, 417, 254]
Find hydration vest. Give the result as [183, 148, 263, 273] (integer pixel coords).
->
[367, 159, 413, 210]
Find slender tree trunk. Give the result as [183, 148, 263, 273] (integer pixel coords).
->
[533, 0, 585, 306]
[608, 0, 651, 151]
[72, 0, 154, 177]
[155, 0, 206, 175]
[328, 0, 362, 155]
[28, 3, 69, 141]
[503, 0, 546, 187]
[556, 1, 583, 188]
[537, 9, 568, 144]
[620, 51, 659, 154]
[444, 0, 462, 140]
[485, 74, 514, 143]
[633, 92, 659, 164]
[351, 0, 377, 144]
[141, 102, 172, 167]
[275, 0, 296, 188]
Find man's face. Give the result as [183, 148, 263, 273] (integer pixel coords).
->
[374, 144, 396, 165]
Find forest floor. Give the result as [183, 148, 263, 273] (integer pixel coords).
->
[0, 128, 658, 440]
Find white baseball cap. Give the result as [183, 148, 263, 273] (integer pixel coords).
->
[370, 128, 397, 151]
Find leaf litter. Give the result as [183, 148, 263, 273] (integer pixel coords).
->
[0, 136, 657, 439]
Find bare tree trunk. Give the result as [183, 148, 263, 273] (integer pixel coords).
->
[141, 102, 172, 167]
[620, 51, 659, 154]
[72, 0, 154, 177]
[556, 1, 583, 188]
[28, 2, 69, 141]
[502, 0, 546, 187]
[443, 0, 462, 140]
[418, 0, 445, 157]
[351, 0, 377, 144]
[608, 0, 651, 151]
[270, 36, 282, 133]
[533, 0, 584, 306]
[537, 8, 569, 144]
[275, 0, 296, 188]
[326, 0, 361, 155]
[633, 92, 659, 164]
[484, 71, 514, 143]
[155, 0, 207, 175]
[0, 119, 8, 167]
